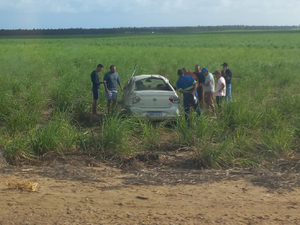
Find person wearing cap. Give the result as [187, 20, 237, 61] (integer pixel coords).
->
[176, 69, 201, 122]
[103, 65, 123, 114]
[194, 65, 205, 106]
[213, 70, 226, 107]
[91, 64, 108, 115]
[199, 68, 216, 116]
[221, 62, 232, 102]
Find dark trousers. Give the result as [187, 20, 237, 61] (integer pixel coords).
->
[183, 95, 201, 122]
[216, 96, 225, 108]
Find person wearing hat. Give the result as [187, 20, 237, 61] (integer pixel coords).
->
[213, 70, 226, 107]
[176, 69, 201, 122]
[91, 64, 108, 115]
[199, 68, 216, 116]
[221, 62, 232, 102]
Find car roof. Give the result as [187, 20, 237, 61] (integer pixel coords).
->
[132, 75, 169, 82]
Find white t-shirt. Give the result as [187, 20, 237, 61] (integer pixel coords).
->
[203, 73, 215, 93]
[216, 76, 226, 97]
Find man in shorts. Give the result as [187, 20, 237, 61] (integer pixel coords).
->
[213, 70, 226, 108]
[103, 65, 123, 114]
[199, 68, 216, 116]
[91, 64, 108, 115]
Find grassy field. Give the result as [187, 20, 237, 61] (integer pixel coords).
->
[0, 31, 300, 167]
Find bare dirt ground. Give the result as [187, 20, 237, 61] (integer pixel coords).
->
[1, 150, 300, 225]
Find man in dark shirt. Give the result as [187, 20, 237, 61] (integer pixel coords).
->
[194, 65, 205, 106]
[103, 65, 123, 114]
[91, 64, 108, 115]
[221, 62, 232, 102]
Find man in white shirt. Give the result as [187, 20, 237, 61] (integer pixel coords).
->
[199, 68, 216, 116]
[213, 70, 226, 108]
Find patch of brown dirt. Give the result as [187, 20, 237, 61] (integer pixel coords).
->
[1, 152, 300, 224]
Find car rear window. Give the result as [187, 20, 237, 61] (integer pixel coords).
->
[135, 78, 173, 91]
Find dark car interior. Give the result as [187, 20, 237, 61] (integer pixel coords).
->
[135, 78, 173, 91]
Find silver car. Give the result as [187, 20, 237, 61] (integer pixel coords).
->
[121, 75, 180, 120]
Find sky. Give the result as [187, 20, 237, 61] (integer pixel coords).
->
[1, 0, 299, 29]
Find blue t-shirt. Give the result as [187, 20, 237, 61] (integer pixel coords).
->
[176, 76, 198, 99]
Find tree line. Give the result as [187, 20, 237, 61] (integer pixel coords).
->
[0, 25, 299, 36]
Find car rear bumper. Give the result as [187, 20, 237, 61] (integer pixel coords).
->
[130, 106, 180, 120]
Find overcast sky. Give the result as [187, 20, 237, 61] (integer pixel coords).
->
[1, 0, 299, 29]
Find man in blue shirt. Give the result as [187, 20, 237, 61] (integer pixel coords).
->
[176, 69, 201, 121]
[91, 64, 108, 115]
[103, 65, 123, 114]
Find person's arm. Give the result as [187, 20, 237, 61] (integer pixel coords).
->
[103, 73, 110, 93]
[117, 76, 123, 91]
[91, 72, 102, 85]
[201, 81, 211, 87]
[216, 83, 225, 93]
[103, 82, 109, 93]
[226, 69, 232, 80]
[201, 74, 213, 86]
[178, 81, 197, 95]
[179, 90, 193, 94]
[191, 81, 197, 96]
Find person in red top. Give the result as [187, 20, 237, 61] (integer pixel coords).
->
[182, 68, 199, 82]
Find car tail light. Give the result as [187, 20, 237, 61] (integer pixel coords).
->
[132, 96, 141, 104]
[169, 96, 180, 103]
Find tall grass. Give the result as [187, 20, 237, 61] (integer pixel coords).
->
[0, 31, 299, 167]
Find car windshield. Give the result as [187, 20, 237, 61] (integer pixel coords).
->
[135, 78, 173, 91]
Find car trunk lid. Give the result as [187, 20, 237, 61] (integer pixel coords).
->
[134, 91, 176, 108]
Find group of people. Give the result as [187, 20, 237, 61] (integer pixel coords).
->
[176, 63, 232, 120]
[90, 62, 232, 119]
[91, 64, 123, 115]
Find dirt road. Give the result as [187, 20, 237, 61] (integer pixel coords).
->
[1, 153, 300, 225]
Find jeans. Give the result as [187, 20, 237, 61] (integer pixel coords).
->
[226, 84, 232, 102]
[183, 96, 201, 122]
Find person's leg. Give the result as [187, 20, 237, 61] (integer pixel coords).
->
[92, 99, 98, 114]
[110, 92, 118, 114]
[207, 92, 216, 115]
[92, 88, 99, 114]
[107, 100, 112, 114]
[216, 96, 220, 108]
[193, 98, 201, 116]
[220, 96, 224, 105]
[226, 84, 232, 102]
[204, 92, 210, 110]
[198, 87, 204, 107]
[183, 97, 190, 122]
[111, 100, 117, 113]
[211, 92, 216, 115]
